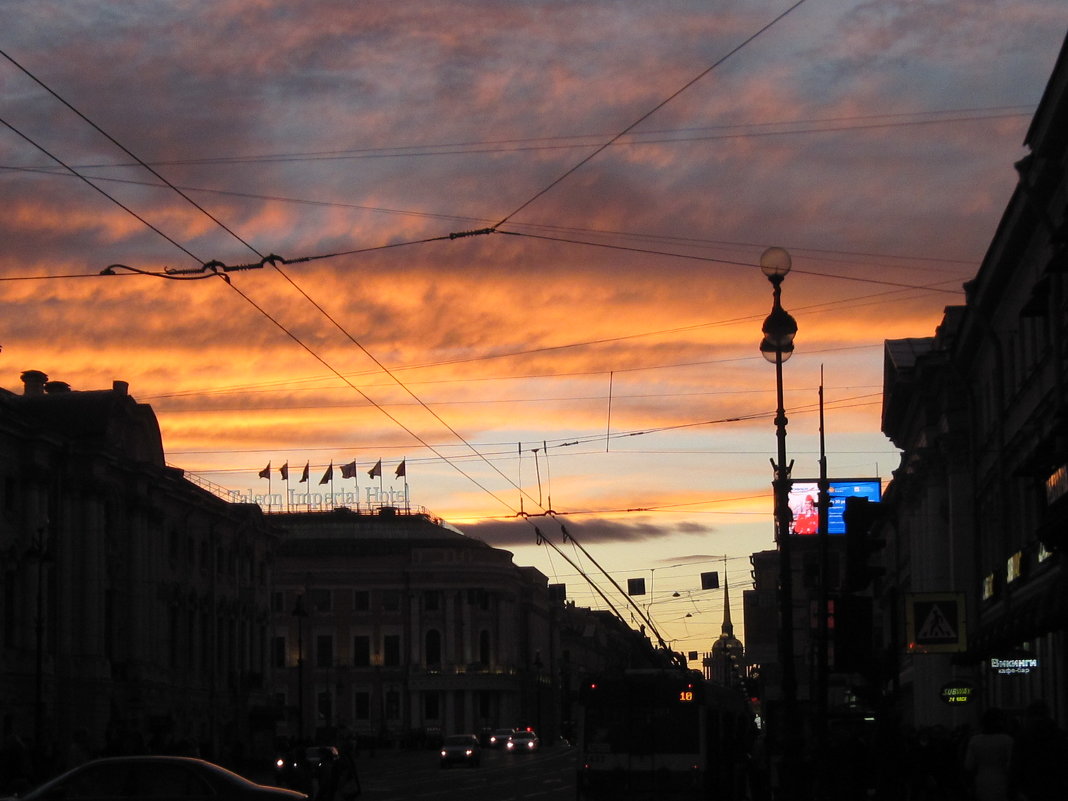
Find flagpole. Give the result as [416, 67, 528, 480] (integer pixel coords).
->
[259, 462, 272, 511]
[396, 458, 409, 513]
[283, 462, 290, 512]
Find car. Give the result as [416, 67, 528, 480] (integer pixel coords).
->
[487, 728, 515, 748]
[506, 729, 540, 753]
[9, 755, 307, 801]
[274, 746, 339, 792]
[439, 734, 481, 768]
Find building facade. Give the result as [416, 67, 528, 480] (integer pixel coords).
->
[0, 371, 278, 765]
[269, 508, 559, 747]
[879, 31, 1068, 726]
[268, 507, 670, 749]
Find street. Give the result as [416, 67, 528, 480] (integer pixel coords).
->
[353, 744, 576, 801]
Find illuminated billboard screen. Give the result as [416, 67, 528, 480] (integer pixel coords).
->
[787, 478, 882, 535]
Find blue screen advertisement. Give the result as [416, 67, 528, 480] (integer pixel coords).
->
[787, 478, 882, 535]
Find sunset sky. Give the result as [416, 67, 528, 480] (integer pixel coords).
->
[2, 1, 1066, 657]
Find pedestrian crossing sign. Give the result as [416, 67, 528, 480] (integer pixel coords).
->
[906, 593, 966, 653]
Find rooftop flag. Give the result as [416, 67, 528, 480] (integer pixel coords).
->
[299, 462, 310, 483]
[340, 460, 357, 479]
[319, 462, 333, 485]
[395, 459, 406, 478]
[258, 462, 271, 479]
[280, 462, 289, 481]
[368, 459, 382, 479]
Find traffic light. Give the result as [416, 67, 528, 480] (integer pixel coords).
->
[843, 496, 885, 592]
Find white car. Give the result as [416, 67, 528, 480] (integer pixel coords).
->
[506, 730, 540, 753]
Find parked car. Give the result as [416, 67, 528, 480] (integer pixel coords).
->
[439, 734, 482, 768]
[487, 728, 515, 748]
[506, 730, 540, 753]
[6, 755, 307, 801]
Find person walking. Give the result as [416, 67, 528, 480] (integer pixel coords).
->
[1012, 699, 1068, 801]
[964, 707, 1014, 801]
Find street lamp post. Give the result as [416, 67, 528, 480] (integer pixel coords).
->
[759, 246, 801, 797]
[293, 594, 308, 741]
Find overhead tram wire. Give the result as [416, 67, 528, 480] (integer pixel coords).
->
[0, 31, 853, 646]
[0, 47, 263, 263]
[497, 230, 966, 295]
[0, 47, 553, 528]
[258, 252, 551, 506]
[491, 0, 810, 229]
[2, 104, 1031, 173]
[214, 273, 544, 518]
[0, 116, 203, 264]
[23, 54, 528, 508]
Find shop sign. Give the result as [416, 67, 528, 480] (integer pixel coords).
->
[939, 681, 976, 705]
[991, 656, 1038, 676]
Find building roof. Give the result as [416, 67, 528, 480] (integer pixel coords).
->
[2, 372, 164, 465]
[272, 506, 505, 558]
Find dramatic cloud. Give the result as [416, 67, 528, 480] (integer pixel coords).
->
[2, 0, 1064, 654]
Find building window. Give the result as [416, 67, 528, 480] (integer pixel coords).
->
[354, 692, 370, 721]
[424, 591, 441, 612]
[272, 636, 287, 668]
[425, 630, 442, 667]
[318, 691, 332, 726]
[424, 692, 440, 721]
[353, 635, 371, 667]
[385, 690, 400, 720]
[383, 635, 401, 666]
[466, 588, 488, 609]
[382, 590, 400, 612]
[271, 592, 285, 613]
[479, 630, 490, 665]
[353, 591, 370, 611]
[316, 635, 334, 668]
[309, 589, 331, 613]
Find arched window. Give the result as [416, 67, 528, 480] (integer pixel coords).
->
[425, 629, 442, 667]
[479, 630, 490, 666]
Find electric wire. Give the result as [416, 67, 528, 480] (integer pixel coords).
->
[215, 272, 534, 519]
[0, 116, 203, 262]
[0, 47, 263, 262]
[491, 0, 810, 228]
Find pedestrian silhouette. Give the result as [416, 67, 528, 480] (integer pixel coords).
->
[1012, 699, 1068, 801]
[964, 707, 1013, 801]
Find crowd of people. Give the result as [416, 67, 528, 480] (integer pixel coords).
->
[832, 700, 1068, 801]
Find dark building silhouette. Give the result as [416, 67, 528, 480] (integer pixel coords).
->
[0, 372, 278, 764]
[878, 30, 1068, 727]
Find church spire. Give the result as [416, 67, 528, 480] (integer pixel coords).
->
[721, 560, 733, 638]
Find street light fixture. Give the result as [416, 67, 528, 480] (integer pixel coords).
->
[759, 246, 801, 798]
[292, 594, 308, 741]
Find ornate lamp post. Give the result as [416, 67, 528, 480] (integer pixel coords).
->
[759, 246, 801, 797]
